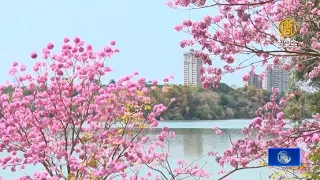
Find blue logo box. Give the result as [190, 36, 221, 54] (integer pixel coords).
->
[268, 148, 301, 166]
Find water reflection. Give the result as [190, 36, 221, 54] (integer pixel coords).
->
[151, 128, 244, 154]
[182, 129, 204, 157]
[149, 128, 270, 180]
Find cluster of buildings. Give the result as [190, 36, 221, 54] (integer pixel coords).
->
[245, 66, 289, 93]
[183, 49, 290, 93]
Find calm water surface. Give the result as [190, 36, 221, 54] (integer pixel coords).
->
[1, 119, 274, 180]
[153, 119, 269, 180]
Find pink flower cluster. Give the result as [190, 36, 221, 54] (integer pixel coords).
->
[308, 63, 320, 79]
[168, 0, 207, 7]
[1, 37, 208, 179]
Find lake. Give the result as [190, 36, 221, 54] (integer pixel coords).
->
[0, 119, 275, 180]
[153, 119, 270, 180]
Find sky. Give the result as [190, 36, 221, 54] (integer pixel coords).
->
[0, 0, 249, 88]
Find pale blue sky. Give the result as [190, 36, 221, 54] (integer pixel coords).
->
[0, 0, 249, 88]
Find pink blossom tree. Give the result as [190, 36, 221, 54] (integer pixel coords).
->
[168, 0, 320, 179]
[0, 38, 209, 180]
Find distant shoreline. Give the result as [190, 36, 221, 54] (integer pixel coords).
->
[161, 118, 253, 121]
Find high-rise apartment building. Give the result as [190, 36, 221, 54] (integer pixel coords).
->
[183, 49, 203, 86]
[262, 65, 289, 93]
[245, 73, 262, 89]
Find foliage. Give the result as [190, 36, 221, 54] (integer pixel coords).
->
[148, 84, 277, 120]
[283, 90, 317, 121]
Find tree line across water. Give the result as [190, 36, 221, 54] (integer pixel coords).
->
[151, 84, 320, 121]
[147, 83, 273, 120]
[148, 84, 319, 121]
[0, 82, 271, 120]
[3, 81, 317, 121]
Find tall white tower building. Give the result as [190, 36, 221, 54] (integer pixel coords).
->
[183, 49, 203, 86]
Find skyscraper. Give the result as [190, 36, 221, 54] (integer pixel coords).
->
[245, 73, 262, 89]
[183, 49, 203, 86]
[262, 65, 289, 93]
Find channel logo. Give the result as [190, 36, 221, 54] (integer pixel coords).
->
[268, 148, 301, 166]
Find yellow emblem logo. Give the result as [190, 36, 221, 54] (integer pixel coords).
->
[278, 18, 297, 38]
